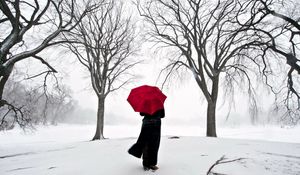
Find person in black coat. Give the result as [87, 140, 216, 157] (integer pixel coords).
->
[128, 108, 165, 171]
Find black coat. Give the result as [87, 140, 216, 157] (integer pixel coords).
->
[128, 109, 165, 167]
[141, 109, 165, 127]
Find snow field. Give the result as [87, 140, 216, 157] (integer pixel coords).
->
[0, 124, 300, 175]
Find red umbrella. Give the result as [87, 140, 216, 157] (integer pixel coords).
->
[127, 85, 167, 115]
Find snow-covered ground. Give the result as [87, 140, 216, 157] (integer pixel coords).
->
[1, 124, 300, 175]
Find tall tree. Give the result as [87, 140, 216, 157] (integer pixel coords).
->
[65, 0, 139, 140]
[0, 0, 95, 126]
[137, 0, 269, 137]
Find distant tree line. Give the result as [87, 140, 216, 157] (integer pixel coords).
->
[0, 71, 74, 130]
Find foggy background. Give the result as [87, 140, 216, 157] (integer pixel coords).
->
[47, 44, 276, 129]
[4, 0, 287, 132]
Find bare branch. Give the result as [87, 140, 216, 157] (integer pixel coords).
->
[207, 155, 245, 175]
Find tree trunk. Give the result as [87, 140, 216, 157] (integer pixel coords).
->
[92, 96, 105, 140]
[206, 77, 219, 137]
[0, 65, 13, 107]
[206, 100, 217, 137]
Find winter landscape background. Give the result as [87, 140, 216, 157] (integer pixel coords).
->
[1, 0, 300, 174]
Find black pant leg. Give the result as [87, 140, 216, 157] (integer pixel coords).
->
[142, 125, 161, 166]
[128, 126, 147, 158]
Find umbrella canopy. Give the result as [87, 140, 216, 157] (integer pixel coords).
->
[127, 85, 167, 115]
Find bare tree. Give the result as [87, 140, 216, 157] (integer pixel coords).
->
[64, 0, 139, 140]
[250, 0, 300, 124]
[137, 0, 268, 137]
[0, 0, 96, 127]
[227, 0, 300, 124]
